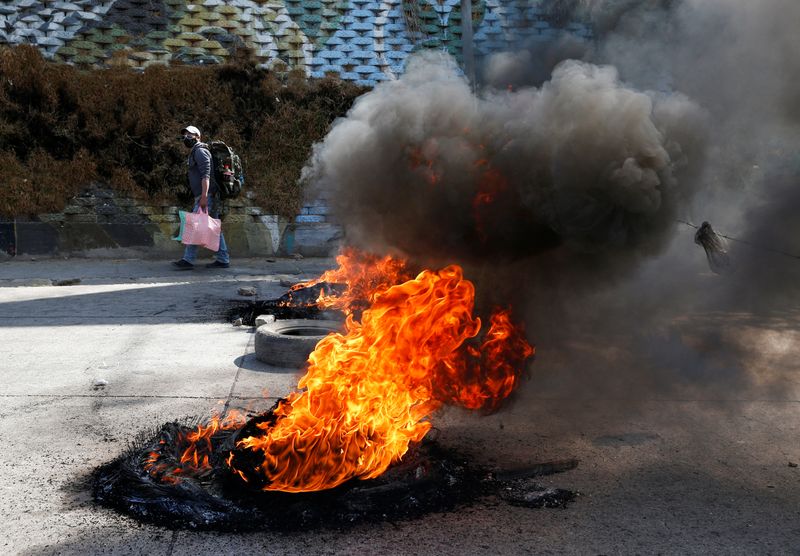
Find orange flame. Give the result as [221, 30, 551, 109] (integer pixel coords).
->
[144, 251, 534, 493]
[290, 248, 411, 314]
[143, 410, 245, 483]
[472, 160, 509, 242]
[407, 144, 442, 186]
[228, 259, 534, 492]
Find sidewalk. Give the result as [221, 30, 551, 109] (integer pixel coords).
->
[0, 257, 335, 287]
[1, 257, 800, 554]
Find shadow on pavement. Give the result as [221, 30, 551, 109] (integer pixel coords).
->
[233, 353, 300, 374]
[0, 281, 245, 326]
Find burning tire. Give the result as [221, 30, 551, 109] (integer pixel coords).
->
[254, 319, 343, 368]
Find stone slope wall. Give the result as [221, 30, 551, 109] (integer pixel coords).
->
[0, 0, 590, 84]
[0, 184, 339, 259]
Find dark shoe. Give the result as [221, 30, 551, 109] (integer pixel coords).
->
[205, 260, 230, 269]
[171, 259, 194, 270]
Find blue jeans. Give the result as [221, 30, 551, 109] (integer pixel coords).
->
[182, 195, 230, 264]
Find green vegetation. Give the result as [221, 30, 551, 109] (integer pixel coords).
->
[0, 45, 366, 217]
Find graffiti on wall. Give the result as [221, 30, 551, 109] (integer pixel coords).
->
[0, 0, 590, 84]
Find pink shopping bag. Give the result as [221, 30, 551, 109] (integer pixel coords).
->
[181, 207, 221, 251]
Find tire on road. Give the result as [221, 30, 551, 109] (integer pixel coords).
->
[254, 319, 344, 368]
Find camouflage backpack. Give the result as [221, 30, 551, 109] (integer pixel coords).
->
[199, 141, 244, 200]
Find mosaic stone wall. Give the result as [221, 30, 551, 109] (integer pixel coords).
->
[0, 183, 341, 258]
[0, 0, 591, 84]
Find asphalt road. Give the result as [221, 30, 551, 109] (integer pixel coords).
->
[1, 257, 799, 555]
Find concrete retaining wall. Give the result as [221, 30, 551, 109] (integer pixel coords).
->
[0, 184, 341, 259]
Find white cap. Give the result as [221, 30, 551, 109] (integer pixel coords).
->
[181, 125, 201, 136]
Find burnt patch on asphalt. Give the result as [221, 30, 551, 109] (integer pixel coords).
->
[93, 414, 578, 531]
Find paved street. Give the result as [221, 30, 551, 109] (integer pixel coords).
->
[1, 257, 800, 555]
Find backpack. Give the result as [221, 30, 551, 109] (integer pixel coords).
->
[199, 141, 244, 200]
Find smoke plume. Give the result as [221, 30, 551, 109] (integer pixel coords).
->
[586, 0, 800, 305]
[526, 0, 800, 400]
[301, 0, 800, 401]
[303, 52, 706, 278]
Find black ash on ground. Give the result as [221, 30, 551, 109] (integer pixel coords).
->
[93, 408, 577, 531]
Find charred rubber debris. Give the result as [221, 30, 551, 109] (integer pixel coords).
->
[93, 409, 578, 531]
[226, 282, 347, 326]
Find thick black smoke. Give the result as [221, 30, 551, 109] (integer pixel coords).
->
[480, 31, 590, 90]
[303, 52, 706, 277]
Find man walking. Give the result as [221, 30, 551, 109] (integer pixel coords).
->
[172, 125, 231, 270]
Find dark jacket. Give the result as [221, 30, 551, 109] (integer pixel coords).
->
[187, 143, 218, 198]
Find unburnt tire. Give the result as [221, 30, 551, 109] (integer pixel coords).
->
[254, 319, 343, 368]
